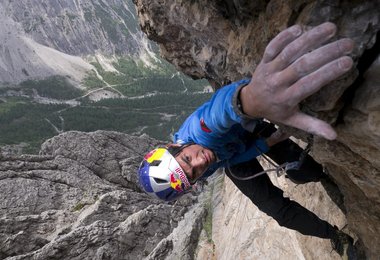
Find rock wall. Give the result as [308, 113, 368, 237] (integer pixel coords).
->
[0, 131, 352, 260]
[0, 131, 207, 259]
[133, 0, 380, 258]
[208, 171, 346, 260]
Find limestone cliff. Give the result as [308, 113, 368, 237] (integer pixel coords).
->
[0, 131, 348, 260]
[133, 0, 380, 258]
[0, 131, 207, 259]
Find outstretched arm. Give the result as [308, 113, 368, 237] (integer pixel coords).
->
[239, 22, 354, 140]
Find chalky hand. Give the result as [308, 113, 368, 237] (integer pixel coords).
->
[240, 22, 354, 140]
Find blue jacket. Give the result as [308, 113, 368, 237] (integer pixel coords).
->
[173, 78, 269, 179]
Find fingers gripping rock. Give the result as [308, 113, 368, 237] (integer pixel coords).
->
[239, 22, 354, 140]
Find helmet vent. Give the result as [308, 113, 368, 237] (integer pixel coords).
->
[153, 177, 168, 184]
[150, 160, 161, 167]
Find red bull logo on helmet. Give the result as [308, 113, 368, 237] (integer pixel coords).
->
[170, 167, 191, 192]
[170, 172, 183, 192]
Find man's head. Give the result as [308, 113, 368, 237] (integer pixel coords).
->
[137, 144, 216, 201]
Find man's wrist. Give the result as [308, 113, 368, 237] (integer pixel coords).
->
[233, 82, 260, 120]
[239, 83, 263, 119]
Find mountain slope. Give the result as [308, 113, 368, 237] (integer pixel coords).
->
[0, 0, 152, 84]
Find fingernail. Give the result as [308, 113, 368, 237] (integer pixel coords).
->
[324, 22, 337, 37]
[340, 38, 355, 54]
[290, 25, 302, 36]
[321, 128, 337, 140]
[339, 57, 353, 70]
[327, 130, 337, 140]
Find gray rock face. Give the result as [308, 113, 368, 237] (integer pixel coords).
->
[0, 131, 206, 260]
[208, 171, 346, 260]
[0, 130, 356, 260]
[133, 0, 380, 258]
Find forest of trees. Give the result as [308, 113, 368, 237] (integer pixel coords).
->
[0, 57, 212, 153]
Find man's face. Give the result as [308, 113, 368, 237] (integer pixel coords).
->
[174, 144, 216, 183]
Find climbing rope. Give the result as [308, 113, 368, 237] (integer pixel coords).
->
[229, 135, 314, 181]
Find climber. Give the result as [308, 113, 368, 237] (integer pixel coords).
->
[137, 22, 358, 259]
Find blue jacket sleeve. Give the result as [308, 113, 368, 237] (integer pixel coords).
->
[173, 78, 253, 146]
[201, 79, 250, 134]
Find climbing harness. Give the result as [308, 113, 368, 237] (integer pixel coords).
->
[229, 135, 313, 181]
